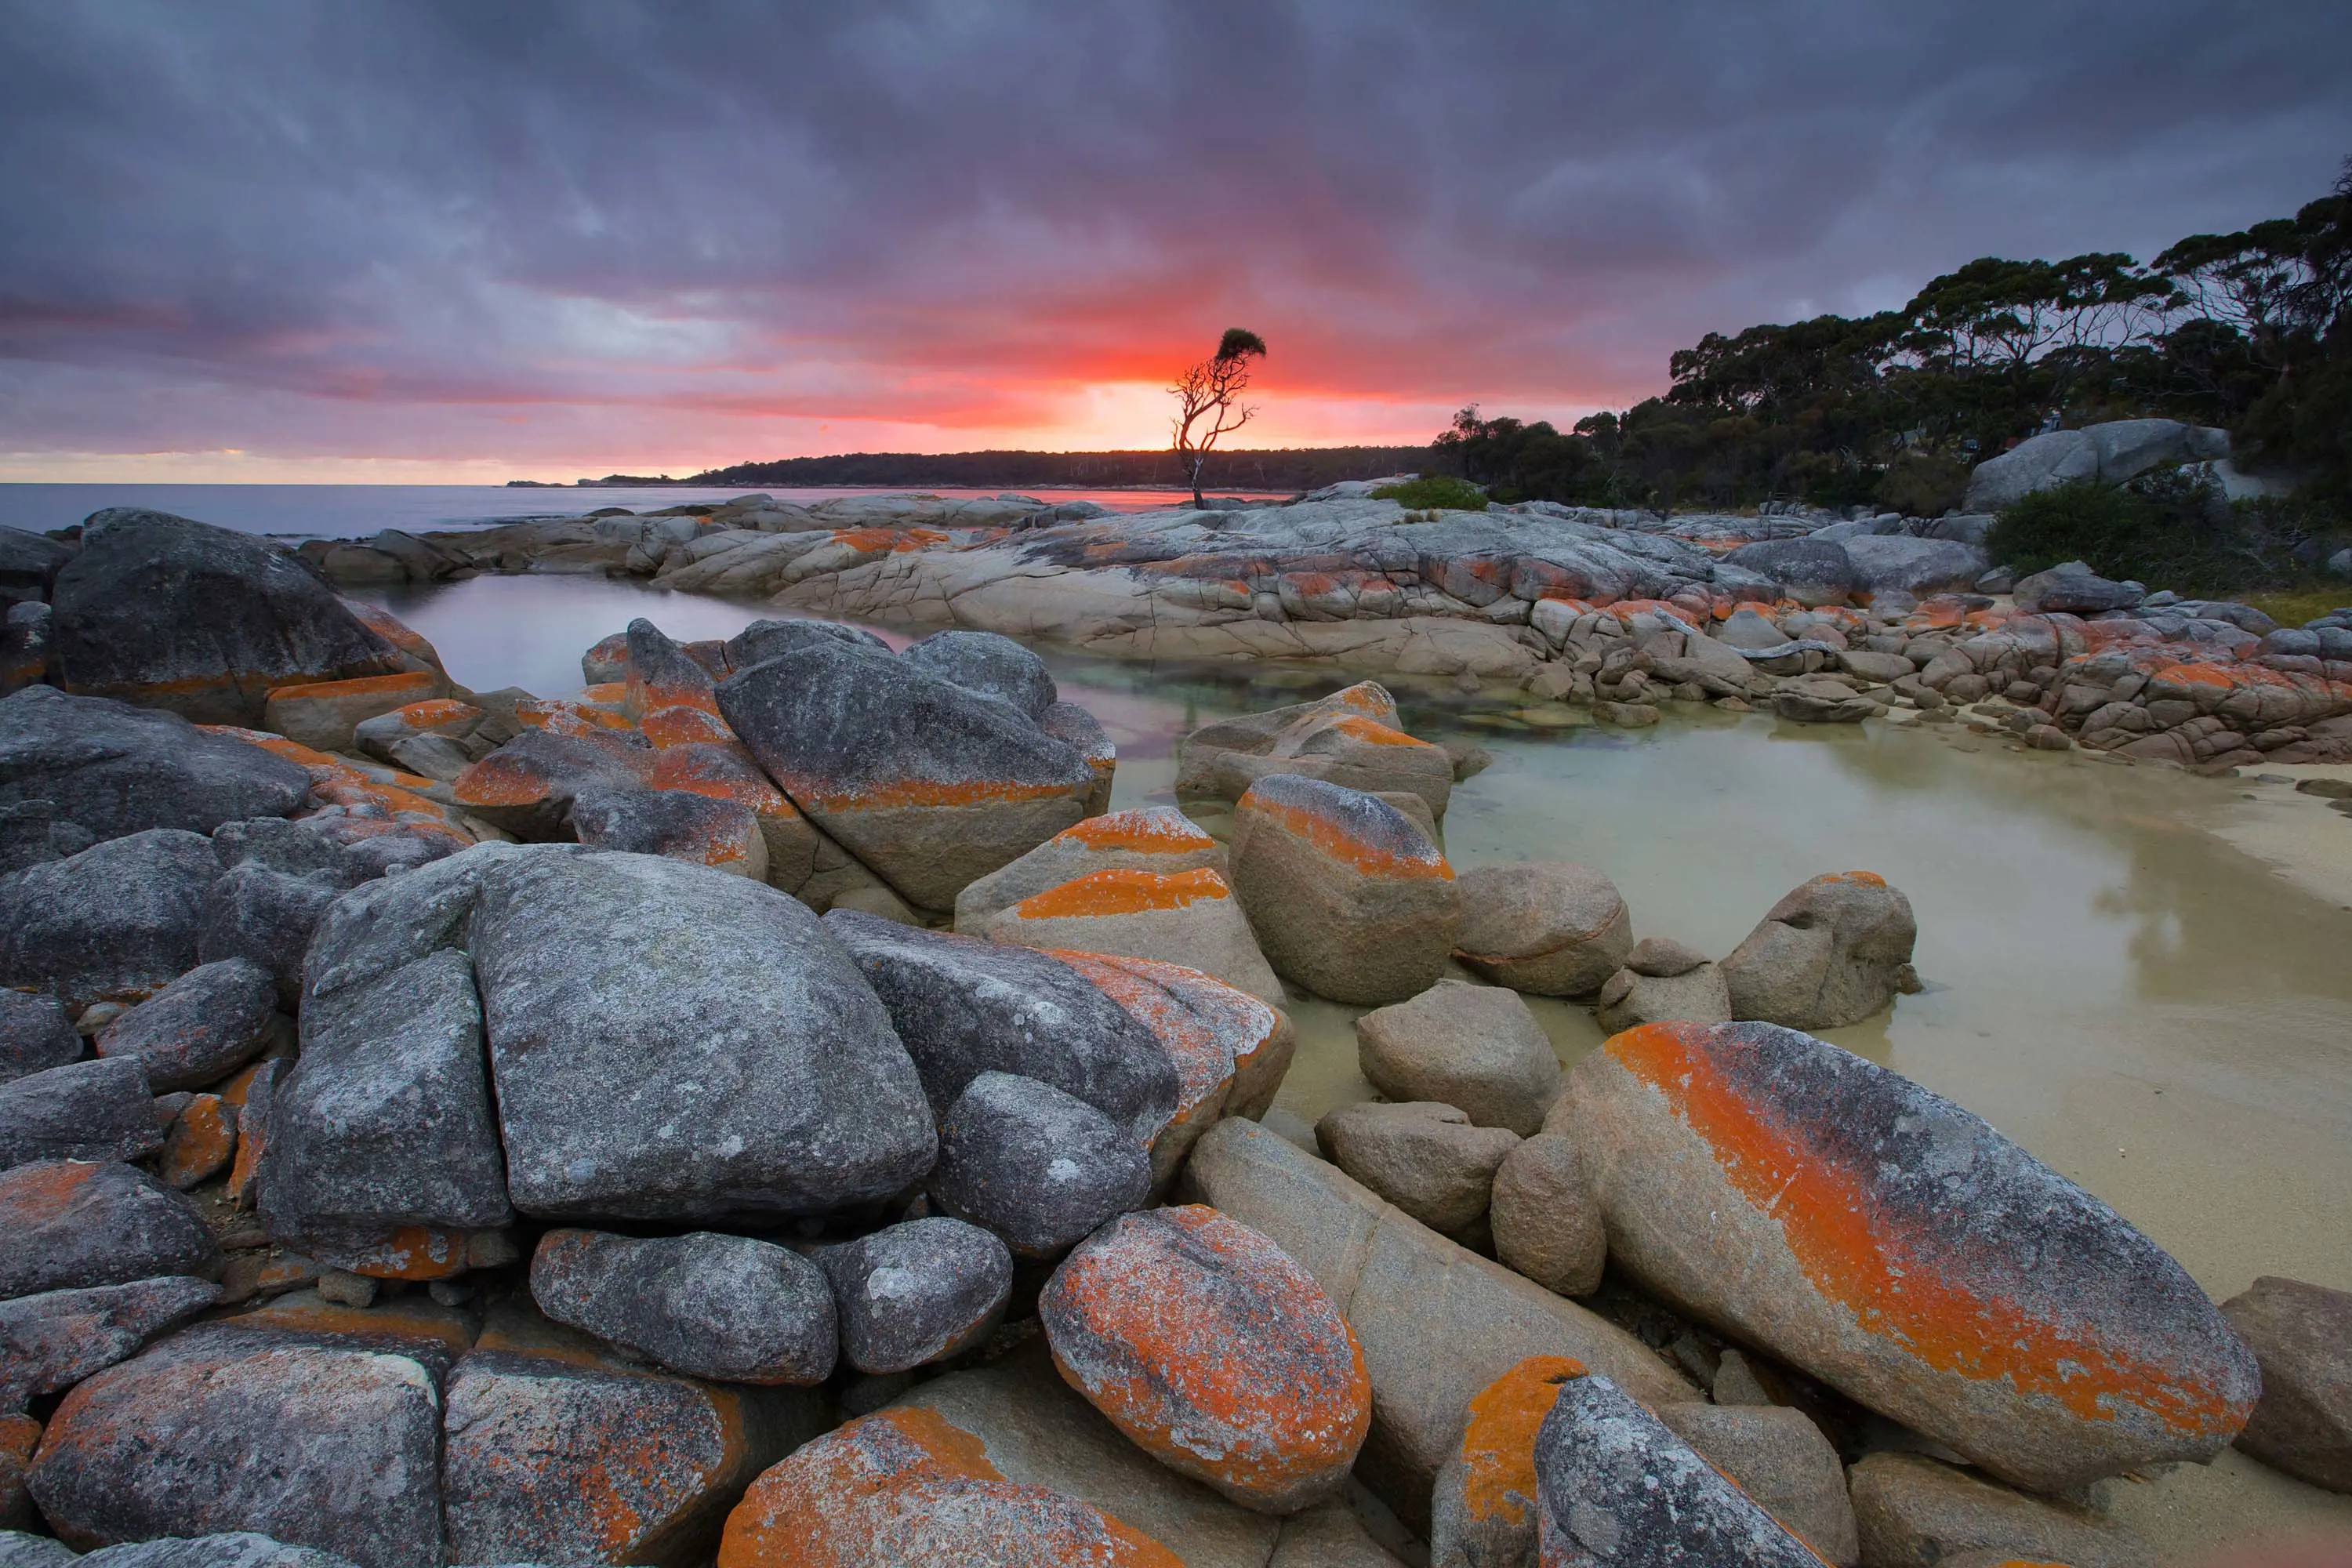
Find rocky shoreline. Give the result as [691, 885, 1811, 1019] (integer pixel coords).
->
[1, 506, 2349, 1565]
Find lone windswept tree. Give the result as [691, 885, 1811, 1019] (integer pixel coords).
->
[1171, 328, 1267, 506]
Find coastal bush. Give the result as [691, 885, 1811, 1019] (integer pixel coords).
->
[1371, 475, 1489, 511]
[1986, 472, 2346, 592]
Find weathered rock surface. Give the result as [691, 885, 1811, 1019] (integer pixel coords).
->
[449, 728, 652, 841]
[1726, 538, 1861, 607]
[0, 1058, 160, 1170]
[1450, 862, 1632, 998]
[27, 1323, 441, 1568]
[1594, 953, 1734, 1033]
[715, 1404, 1182, 1567]
[1178, 682, 1456, 820]
[1846, 1451, 2143, 1568]
[260, 672, 444, 754]
[824, 911, 1178, 1141]
[1963, 419, 2225, 511]
[1356, 981, 1562, 1137]
[0, 686, 310, 840]
[51, 510, 402, 724]
[1177, 1119, 1690, 1528]
[1428, 1355, 1584, 1568]
[45, 1535, 362, 1568]
[1654, 1403, 1857, 1566]
[1721, 872, 1917, 1030]
[568, 785, 768, 878]
[1531, 1370, 1825, 1565]
[1043, 1205, 1370, 1514]
[196, 865, 349, 1009]
[1566, 1019, 2259, 1492]
[818, 1217, 1013, 1374]
[2221, 1274, 2352, 1492]
[530, 1227, 837, 1385]
[0, 1160, 219, 1301]
[901, 628, 1059, 718]
[953, 806, 1228, 929]
[2011, 559, 2144, 616]
[0, 1275, 219, 1403]
[1230, 775, 1459, 1005]
[0, 829, 222, 1009]
[716, 640, 1099, 909]
[1315, 1102, 1519, 1236]
[1773, 673, 1879, 724]
[93, 958, 276, 1092]
[0, 993, 80, 1086]
[928, 1072, 1151, 1258]
[978, 867, 1283, 1005]
[158, 1093, 234, 1189]
[1486, 1132, 1606, 1299]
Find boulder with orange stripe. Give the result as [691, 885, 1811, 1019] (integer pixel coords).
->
[1229, 773, 1459, 1004]
[1176, 680, 1456, 821]
[1565, 1019, 2259, 1493]
[953, 804, 1227, 928]
[977, 866, 1282, 1006]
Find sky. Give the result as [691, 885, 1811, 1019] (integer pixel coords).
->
[2, 2, 2347, 483]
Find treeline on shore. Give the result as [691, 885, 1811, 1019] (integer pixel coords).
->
[677, 445, 1434, 492]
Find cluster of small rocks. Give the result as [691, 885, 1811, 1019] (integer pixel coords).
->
[2, 505, 2348, 1566]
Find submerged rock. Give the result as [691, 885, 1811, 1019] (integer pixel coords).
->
[1450, 862, 1632, 998]
[1720, 871, 1916, 1029]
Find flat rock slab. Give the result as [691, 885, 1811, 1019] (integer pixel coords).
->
[530, 1228, 836, 1385]
[0, 686, 311, 841]
[0, 1275, 219, 1403]
[27, 1323, 441, 1568]
[1566, 1019, 2259, 1492]
[0, 1058, 161, 1171]
[0, 829, 222, 1010]
[0, 1160, 219, 1301]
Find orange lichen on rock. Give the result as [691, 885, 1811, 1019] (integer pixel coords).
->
[579, 681, 631, 710]
[771, 771, 1088, 814]
[641, 704, 736, 749]
[161, 1093, 236, 1189]
[322, 1224, 474, 1280]
[0, 1157, 102, 1223]
[1051, 949, 1289, 1119]
[717, 1406, 1179, 1568]
[1059, 810, 1219, 855]
[1323, 713, 1424, 747]
[1822, 869, 1887, 888]
[645, 745, 793, 816]
[1242, 789, 1454, 881]
[1040, 1205, 1370, 1514]
[1011, 867, 1233, 921]
[452, 751, 562, 808]
[1605, 1021, 2249, 1437]
[244, 1294, 479, 1364]
[516, 696, 637, 735]
[264, 670, 438, 704]
[392, 697, 481, 730]
[1457, 1356, 1588, 1527]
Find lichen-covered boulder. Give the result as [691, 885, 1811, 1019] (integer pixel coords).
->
[1654, 1403, 1858, 1566]
[953, 806, 1228, 930]
[260, 672, 444, 754]
[45, 1534, 361, 1568]
[158, 1092, 235, 1189]
[2221, 1275, 2352, 1493]
[1429, 1355, 1584, 1568]
[1229, 775, 1458, 1005]
[1720, 871, 1917, 1029]
[0, 1275, 218, 1403]
[0, 829, 222, 1009]
[1040, 1205, 1370, 1515]
[1356, 981, 1562, 1137]
[449, 727, 652, 840]
[530, 1228, 837, 1385]
[27, 1323, 441, 1568]
[1531, 1370, 1827, 1565]
[50, 510, 403, 724]
[717, 640, 1100, 909]
[928, 1073, 1150, 1259]
[1177, 681, 1454, 820]
[0, 686, 310, 840]
[824, 912, 1178, 1142]
[0, 992, 80, 1086]
[978, 867, 1282, 1005]
[0, 1058, 160, 1171]
[568, 786, 768, 879]
[715, 1405, 1181, 1568]
[93, 958, 277, 1092]
[818, 1217, 1013, 1375]
[723, 615, 889, 670]
[1724, 538, 1860, 608]
[1, 1161, 219, 1301]
[1450, 862, 1633, 999]
[1566, 1019, 2259, 1493]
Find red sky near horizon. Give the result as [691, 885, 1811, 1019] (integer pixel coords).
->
[2, 3, 2347, 483]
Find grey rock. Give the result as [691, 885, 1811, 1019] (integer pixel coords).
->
[927, 1072, 1150, 1258]
[621, 618, 717, 709]
[1961, 428, 2101, 512]
[209, 818, 372, 884]
[1717, 606, 1794, 651]
[1772, 674, 1878, 724]
[0, 686, 310, 840]
[1839, 535, 1987, 597]
[0, 1275, 220, 1402]
[1532, 1373, 1822, 1565]
[823, 911, 1178, 1142]
[1625, 935, 1708, 978]
[566, 786, 763, 876]
[1925, 514, 1997, 546]
[0, 799, 61, 878]
[1355, 982, 1562, 1136]
[1846, 1451, 2142, 1568]
[1723, 539, 1860, 607]
[2012, 560, 2143, 616]
[1487, 1132, 1606, 1298]
[0, 829, 222, 1011]
[1653, 1403, 1857, 1566]
[93, 959, 277, 1092]
[818, 1215, 1013, 1374]
[470, 851, 935, 1220]
[258, 948, 512, 1253]
[529, 1228, 836, 1384]
[0, 1160, 220, 1301]
[1315, 1102, 1519, 1235]
[0, 525, 73, 606]
[448, 728, 651, 842]
[900, 628, 1058, 719]
[1593, 959, 1733, 1033]
[723, 615, 888, 670]
[2221, 1275, 2352, 1492]
[197, 866, 347, 1010]
[1720, 872, 1917, 1030]
[26, 1322, 441, 1568]
[79, 1535, 361, 1568]
[0, 1534, 75, 1568]
[0, 991, 80, 1085]
[0, 1058, 160, 1170]
[50, 510, 401, 725]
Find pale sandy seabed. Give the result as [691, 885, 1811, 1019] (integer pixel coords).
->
[366, 574, 2352, 1563]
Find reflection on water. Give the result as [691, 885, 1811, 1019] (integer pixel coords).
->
[365, 574, 2352, 1303]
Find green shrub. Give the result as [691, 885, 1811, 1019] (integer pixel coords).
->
[1985, 471, 2343, 593]
[1371, 475, 1490, 512]
[1874, 452, 1971, 517]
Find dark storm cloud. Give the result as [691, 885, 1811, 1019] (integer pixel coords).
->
[1, 0, 2347, 470]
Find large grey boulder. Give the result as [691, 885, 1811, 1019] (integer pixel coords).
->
[0, 1160, 219, 1301]
[2011, 559, 2144, 615]
[818, 1216, 1014, 1374]
[723, 615, 889, 670]
[196, 866, 350, 1010]
[529, 1228, 837, 1385]
[823, 912, 1178, 1142]
[93, 958, 277, 1092]
[1961, 419, 2229, 512]
[1840, 535, 1988, 597]
[0, 991, 81, 1085]
[0, 526, 73, 610]
[0, 829, 222, 1010]
[72, 1536, 359, 1568]
[1722, 539, 1860, 607]
[900, 628, 1058, 719]
[928, 1072, 1151, 1258]
[0, 1058, 161, 1171]
[0, 686, 310, 840]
